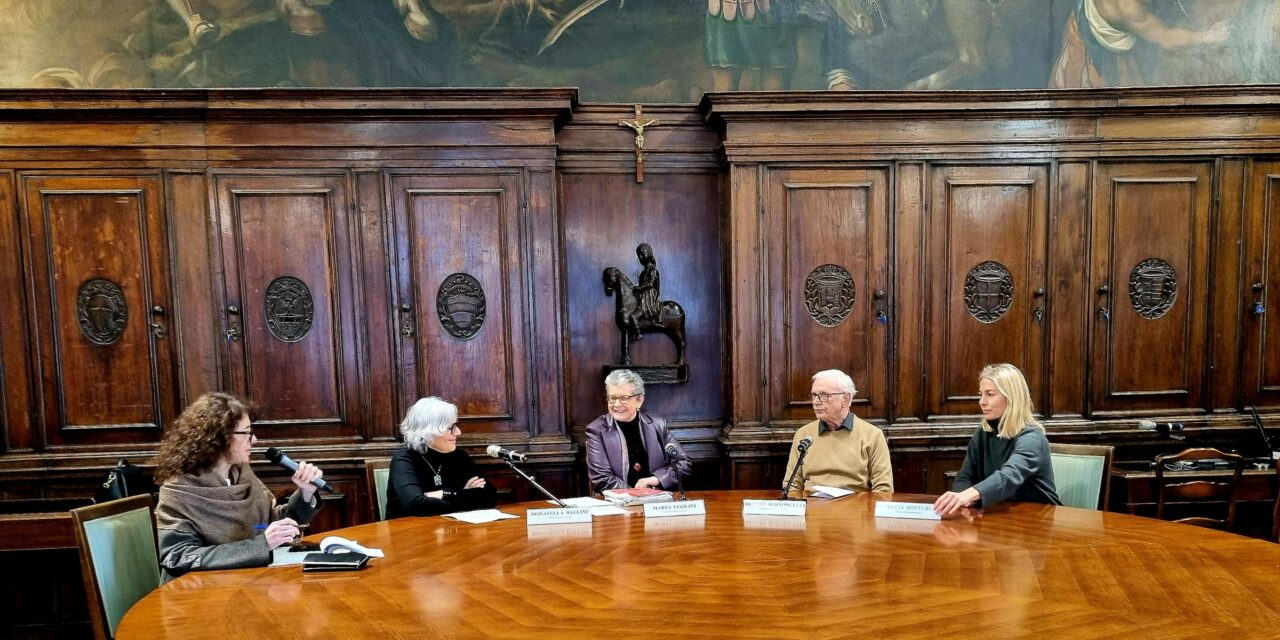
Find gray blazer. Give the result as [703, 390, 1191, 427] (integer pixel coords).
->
[584, 411, 691, 494]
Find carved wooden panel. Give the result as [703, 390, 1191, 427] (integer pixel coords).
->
[19, 175, 178, 445]
[389, 173, 528, 431]
[927, 165, 1048, 418]
[765, 168, 890, 421]
[1243, 163, 1280, 408]
[1089, 163, 1211, 415]
[213, 173, 362, 438]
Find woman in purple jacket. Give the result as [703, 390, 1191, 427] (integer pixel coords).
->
[584, 369, 692, 494]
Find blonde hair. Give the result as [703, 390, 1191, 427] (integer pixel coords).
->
[978, 363, 1041, 439]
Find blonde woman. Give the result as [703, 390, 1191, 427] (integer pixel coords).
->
[933, 364, 1060, 515]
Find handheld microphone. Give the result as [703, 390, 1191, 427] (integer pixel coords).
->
[663, 442, 688, 501]
[781, 436, 814, 500]
[264, 447, 335, 493]
[486, 445, 528, 463]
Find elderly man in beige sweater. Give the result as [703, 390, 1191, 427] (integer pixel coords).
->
[782, 369, 894, 497]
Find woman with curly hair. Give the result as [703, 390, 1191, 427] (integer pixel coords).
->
[153, 392, 325, 582]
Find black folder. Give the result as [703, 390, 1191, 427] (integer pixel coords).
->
[302, 552, 370, 572]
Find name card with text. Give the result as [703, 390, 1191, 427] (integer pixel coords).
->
[643, 500, 707, 518]
[873, 501, 941, 521]
[526, 507, 592, 526]
[742, 499, 807, 517]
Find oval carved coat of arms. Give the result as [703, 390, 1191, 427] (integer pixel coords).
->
[437, 272, 486, 340]
[804, 264, 855, 327]
[964, 261, 1014, 324]
[1128, 258, 1178, 320]
[264, 276, 314, 343]
[77, 278, 128, 345]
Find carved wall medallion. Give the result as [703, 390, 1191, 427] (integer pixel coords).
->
[264, 276, 314, 342]
[804, 264, 855, 327]
[77, 278, 128, 345]
[437, 272, 486, 340]
[964, 261, 1013, 323]
[1128, 258, 1178, 319]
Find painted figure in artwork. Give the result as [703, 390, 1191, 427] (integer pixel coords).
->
[162, 0, 440, 44]
[1049, 0, 1232, 87]
[705, 0, 798, 90]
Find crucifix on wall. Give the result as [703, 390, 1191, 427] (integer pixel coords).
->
[618, 104, 659, 183]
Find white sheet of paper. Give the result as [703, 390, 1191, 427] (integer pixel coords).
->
[443, 509, 519, 524]
[320, 535, 385, 558]
[548, 496, 614, 508]
[809, 485, 855, 499]
[589, 505, 630, 517]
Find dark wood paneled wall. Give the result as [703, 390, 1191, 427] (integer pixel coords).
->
[1, 86, 1280, 638]
[704, 87, 1280, 494]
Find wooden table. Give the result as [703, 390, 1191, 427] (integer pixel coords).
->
[117, 491, 1280, 639]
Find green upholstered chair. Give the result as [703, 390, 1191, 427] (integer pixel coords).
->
[365, 458, 392, 521]
[71, 494, 160, 640]
[1049, 443, 1114, 511]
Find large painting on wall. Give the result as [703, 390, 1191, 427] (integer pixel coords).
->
[1, 0, 1278, 102]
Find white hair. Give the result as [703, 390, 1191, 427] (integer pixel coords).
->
[400, 397, 457, 452]
[812, 369, 856, 396]
[604, 369, 645, 396]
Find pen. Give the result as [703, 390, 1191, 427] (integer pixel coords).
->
[254, 523, 308, 530]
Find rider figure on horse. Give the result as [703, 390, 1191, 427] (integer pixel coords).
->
[631, 243, 661, 342]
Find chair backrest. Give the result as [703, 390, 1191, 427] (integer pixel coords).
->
[365, 458, 392, 522]
[1049, 443, 1114, 510]
[1153, 447, 1244, 530]
[71, 494, 160, 640]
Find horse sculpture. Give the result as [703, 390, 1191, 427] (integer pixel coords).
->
[603, 266, 685, 366]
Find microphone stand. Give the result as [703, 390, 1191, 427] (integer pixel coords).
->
[781, 459, 806, 501]
[499, 458, 568, 508]
[664, 446, 688, 501]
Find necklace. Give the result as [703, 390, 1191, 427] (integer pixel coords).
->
[422, 455, 443, 486]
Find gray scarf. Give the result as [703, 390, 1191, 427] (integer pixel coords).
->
[155, 464, 275, 545]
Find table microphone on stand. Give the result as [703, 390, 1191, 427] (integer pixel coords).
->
[663, 442, 688, 501]
[485, 445, 568, 508]
[780, 436, 814, 500]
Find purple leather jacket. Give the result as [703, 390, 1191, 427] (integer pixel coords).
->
[584, 411, 691, 494]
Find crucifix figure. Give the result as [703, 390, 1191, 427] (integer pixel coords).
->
[619, 104, 659, 183]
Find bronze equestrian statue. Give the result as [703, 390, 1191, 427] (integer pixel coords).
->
[603, 244, 686, 366]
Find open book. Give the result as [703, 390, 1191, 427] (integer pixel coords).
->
[318, 535, 385, 558]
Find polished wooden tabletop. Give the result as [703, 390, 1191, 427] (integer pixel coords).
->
[117, 491, 1280, 640]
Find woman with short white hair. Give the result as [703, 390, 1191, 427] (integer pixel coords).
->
[386, 397, 496, 518]
[584, 369, 691, 494]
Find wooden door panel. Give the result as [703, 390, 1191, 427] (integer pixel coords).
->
[21, 175, 177, 445]
[389, 173, 527, 431]
[927, 165, 1048, 418]
[1244, 163, 1280, 408]
[766, 168, 890, 421]
[1090, 163, 1211, 414]
[214, 174, 360, 437]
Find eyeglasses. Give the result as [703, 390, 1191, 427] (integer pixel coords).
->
[810, 391, 848, 404]
[448, 424, 461, 434]
[607, 394, 642, 405]
[232, 429, 254, 437]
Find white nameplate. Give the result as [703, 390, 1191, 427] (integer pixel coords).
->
[742, 499, 807, 517]
[526, 507, 592, 526]
[643, 500, 706, 518]
[874, 501, 941, 521]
